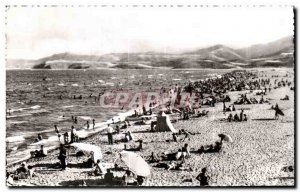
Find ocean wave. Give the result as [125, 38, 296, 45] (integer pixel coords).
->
[79, 116, 93, 120]
[6, 135, 25, 142]
[61, 105, 74, 109]
[7, 114, 32, 119]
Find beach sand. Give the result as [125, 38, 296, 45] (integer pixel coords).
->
[6, 68, 294, 187]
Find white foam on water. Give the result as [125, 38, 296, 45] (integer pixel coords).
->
[8, 120, 28, 124]
[10, 105, 41, 113]
[61, 105, 74, 108]
[57, 83, 65, 86]
[7, 98, 162, 165]
[6, 135, 25, 142]
[105, 82, 114, 86]
[79, 116, 93, 120]
[9, 108, 26, 112]
[11, 146, 18, 151]
[72, 83, 79, 86]
[172, 79, 182, 81]
[30, 105, 41, 109]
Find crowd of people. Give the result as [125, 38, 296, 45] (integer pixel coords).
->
[8, 70, 293, 187]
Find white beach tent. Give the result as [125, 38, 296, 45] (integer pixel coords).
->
[155, 112, 178, 133]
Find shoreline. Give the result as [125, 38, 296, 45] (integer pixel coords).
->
[6, 68, 294, 186]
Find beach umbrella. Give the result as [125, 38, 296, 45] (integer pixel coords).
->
[120, 151, 151, 177]
[70, 143, 103, 160]
[218, 134, 233, 143]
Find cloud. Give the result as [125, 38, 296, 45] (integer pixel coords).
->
[6, 7, 294, 59]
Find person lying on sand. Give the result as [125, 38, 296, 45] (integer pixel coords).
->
[196, 110, 209, 117]
[30, 145, 47, 158]
[176, 162, 193, 171]
[198, 141, 223, 154]
[166, 161, 176, 170]
[146, 152, 161, 163]
[161, 149, 183, 161]
[280, 95, 289, 100]
[180, 129, 195, 141]
[134, 118, 147, 125]
[124, 140, 143, 151]
[166, 161, 192, 171]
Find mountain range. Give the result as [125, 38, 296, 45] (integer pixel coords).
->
[7, 36, 294, 69]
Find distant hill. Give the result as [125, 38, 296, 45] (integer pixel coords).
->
[6, 35, 294, 69]
[237, 36, 294, 59]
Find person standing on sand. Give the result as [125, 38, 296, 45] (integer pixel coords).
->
[86, 121, 90, 129]
[70, 126, 77, 143]
[92, 119, 95, 129]
[63, 132, 69, 144]
[240, 109, 244, 122]
[58, 144, 67, 170]
[106, 124, 114, 145]
[196, 168, 209, 186]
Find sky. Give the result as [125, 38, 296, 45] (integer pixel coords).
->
[6, 6, 294, 59]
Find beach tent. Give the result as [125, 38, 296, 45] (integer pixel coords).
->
[155, 112, 178, 133]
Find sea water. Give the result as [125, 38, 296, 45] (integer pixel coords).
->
[6, 68, 227, 165]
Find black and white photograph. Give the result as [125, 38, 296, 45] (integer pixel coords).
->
[5, 5, 295, 187]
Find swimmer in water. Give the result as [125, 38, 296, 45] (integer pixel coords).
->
[54, 125, 59, 134]
[74, 117, 78, 124]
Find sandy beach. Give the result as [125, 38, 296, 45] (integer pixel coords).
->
[6, 68, 294, 187]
